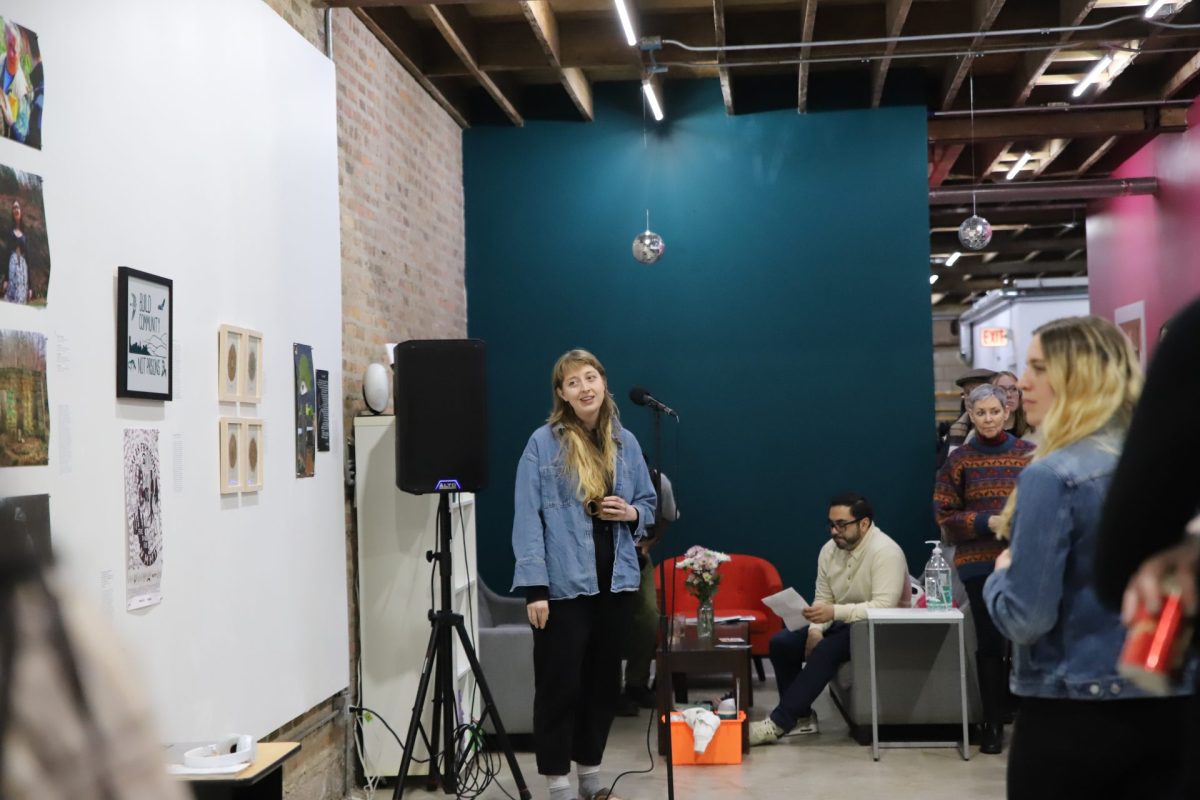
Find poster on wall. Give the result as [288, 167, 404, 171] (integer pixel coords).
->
[0, 492, 50, 565]
[0, 164, 51, 307]
[293, 343, 315, 478]
[124, 428, 163, 610]
[0, 17, 42, 150]
[316, 368, 329, 452]
[0, 329, 48, 467]
[1114, 300, 1147, 371]
[117, 267, 173, 400]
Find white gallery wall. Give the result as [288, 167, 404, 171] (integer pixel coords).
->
[0, 0, 349, 740]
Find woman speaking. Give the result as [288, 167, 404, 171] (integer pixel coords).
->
[512, 349, 657, 800]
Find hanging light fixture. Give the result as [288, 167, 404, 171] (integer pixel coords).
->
[631, 81, 665, 264]
[632, 210, 665, 264]
[958, 68, 993, 251]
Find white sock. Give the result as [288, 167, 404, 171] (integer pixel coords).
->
[547, 774, 573, 800]
[576, 763, 603, 798]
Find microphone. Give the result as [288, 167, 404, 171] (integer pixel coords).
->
[629, 386, 678, 419]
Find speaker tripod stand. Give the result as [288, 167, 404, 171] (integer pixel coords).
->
[392, 493, 531, 800]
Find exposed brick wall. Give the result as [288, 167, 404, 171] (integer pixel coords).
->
[258, 3, 466, 798]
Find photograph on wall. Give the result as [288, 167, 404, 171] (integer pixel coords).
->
[0, 17, 42, 150]
[219, 417, 243, 494]
[316, 368, 329, 452]
[293, 343, 315, 478]
[243, 419, 263, 492]
[0, 164, 50, 307]
[218, 325, 243, 402]
[117, 267, 172, 400]
[0, 329, 48, 467]
[0, 492, 50, 565]
[124, 428, 163, 610]
[1115, 300, 1147, 371]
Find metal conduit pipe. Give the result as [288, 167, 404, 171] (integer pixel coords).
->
[930, 99, 1194, 117]
[325, 7, 334, 60]
[929, 177, 1158, 206]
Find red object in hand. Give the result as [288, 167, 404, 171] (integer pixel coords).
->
[1119, 587, 1192, 694]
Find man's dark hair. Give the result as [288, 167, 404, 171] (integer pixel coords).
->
[829, 492, 873, 524]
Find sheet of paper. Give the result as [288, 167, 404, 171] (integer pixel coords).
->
[762, 587, 811, 631]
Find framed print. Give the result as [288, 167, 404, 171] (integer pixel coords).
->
[243, 330, 263, 402]
[219, 417, 244, 494]
[218, 325, 244, 402]
[117, 267, 173, 400]
[243, 419, 264, 492]
[293, 343, 315, 478]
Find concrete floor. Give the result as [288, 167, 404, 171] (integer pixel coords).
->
[374, 679, 1009, 800]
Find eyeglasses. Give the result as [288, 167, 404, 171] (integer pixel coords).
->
[999, 386, 1021, 396]
[828, 517, 863, 532]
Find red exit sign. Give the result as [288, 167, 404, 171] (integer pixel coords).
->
[980, 327, 1008, 347]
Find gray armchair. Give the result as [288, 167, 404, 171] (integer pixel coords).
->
[828, 603, 983, 742]
[477, 580, 535, 735]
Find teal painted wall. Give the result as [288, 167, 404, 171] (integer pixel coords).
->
[465, 81, 935, 599]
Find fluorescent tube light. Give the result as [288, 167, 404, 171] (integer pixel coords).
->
[642, 80, 664, 122]
[1006, 151, 1033, 181]
[929, 274, 939, 285]
[613, 0, 637, 47]
[1072, 54, 1113, 98]
[1145, 0, 1171, 18]
[945, 251, 961, 268]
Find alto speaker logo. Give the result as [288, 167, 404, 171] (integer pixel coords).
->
[435, 479, 462, 491]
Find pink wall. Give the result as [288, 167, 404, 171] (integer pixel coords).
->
[1087, 99, 1200, 362]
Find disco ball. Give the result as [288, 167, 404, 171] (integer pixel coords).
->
[632, 229, 665, 264]
[958, 215, 993, 250]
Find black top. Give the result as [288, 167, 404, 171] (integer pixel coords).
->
[1095, 298, 1200, 610]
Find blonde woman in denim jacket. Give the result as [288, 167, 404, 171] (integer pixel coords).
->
[512, 349, 657, 800]
[984, 316, 1194, 799]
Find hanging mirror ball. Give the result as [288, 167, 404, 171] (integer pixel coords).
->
[632, 229, 665, 264]
[958, 215, 993, 250]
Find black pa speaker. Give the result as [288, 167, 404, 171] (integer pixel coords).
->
[393, 339, 488, 494]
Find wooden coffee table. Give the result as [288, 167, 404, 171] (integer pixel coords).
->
[655, 620, 753, 755]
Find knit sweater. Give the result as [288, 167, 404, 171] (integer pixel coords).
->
[933, 432, 1036, 579]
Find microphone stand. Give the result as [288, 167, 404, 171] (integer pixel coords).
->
[648, 405, 675, 800]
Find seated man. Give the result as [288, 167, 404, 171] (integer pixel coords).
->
[749, 492, 908, 745]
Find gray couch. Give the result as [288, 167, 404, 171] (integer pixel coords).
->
[477, 580, 535, 735]
[828, 605, 983, 739]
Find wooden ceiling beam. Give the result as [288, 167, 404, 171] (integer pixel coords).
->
[1162, 50, 1200, 99]
[869, 0, 914, 108]
[1074, 134, 1120, 176]
[797, 0, 818, 113]
[929, 144, 965, 188]
[930, 204, 1085, 226]
[940, 0, 1008, 110]
[713, 0, 733, 114]
[322, 0, 511, 5]
[520, 0, 593, 120]
[930, 235, 1086, 254]
[427, 4, 524, 126]
[356, 7, 469, 128]
[933, 259, 1085, 278]
[929, 107, 1188, 144]
[1009, 0, 1098, 106]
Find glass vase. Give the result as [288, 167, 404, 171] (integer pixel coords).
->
[697, 597, 715, 641]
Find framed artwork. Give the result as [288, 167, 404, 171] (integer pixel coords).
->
[243, 330, 263, 402]
[293, 343, 315, 478]
[243, 419, 264, 492]
[218, 326, 244, 402]
[117, 267, 172, 400]
[219, 417, 244, 494]
[316, 369, 330, 452]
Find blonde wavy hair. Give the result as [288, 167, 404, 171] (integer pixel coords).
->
[547, 349, 619, 503]
[996, 316, 1142, 538]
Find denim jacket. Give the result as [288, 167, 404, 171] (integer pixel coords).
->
[511, 421, 658, 600]
[984, 427, 1194, 700]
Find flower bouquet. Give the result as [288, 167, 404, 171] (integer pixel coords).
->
[676, 546, 731, 638]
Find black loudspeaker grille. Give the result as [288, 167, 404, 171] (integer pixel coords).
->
[393, 339, 488, 494]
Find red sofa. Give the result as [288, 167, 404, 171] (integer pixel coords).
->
[654, 553, 785, 680]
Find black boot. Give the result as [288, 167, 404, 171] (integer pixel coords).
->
[976, 654, 1006, 755]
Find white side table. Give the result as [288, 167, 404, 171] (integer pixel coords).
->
[865, 607, 970, 761]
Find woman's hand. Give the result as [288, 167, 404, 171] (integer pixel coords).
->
[995, 548, 1012, 571]
[987, 515, 1002, 533]
[527, 600, 549, 629]
[1121, 538, 1200, 625]
[599, 495, 637, 522]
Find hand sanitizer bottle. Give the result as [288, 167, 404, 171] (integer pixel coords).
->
[923, 540, 953, 610]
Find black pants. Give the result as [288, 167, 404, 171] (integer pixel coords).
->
[961, 574, 1004, 659]
[1008, 696, 1189, 800]
[532, 590, 634, 776]
[767, 622, 852, 732]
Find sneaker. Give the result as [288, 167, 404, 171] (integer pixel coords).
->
[748, 718, 785, 746]
[786, 711, 819, 736]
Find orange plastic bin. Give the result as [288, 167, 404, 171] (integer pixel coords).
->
[668, 711, 745, 765]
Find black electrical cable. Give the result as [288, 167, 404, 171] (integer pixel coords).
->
[349, 705, 430, 764]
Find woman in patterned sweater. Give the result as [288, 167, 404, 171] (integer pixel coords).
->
[934, 383, 1035, 754]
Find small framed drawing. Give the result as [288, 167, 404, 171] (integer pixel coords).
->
[117, 267, 173, 400]
[218, 326, 244, 402]
[219, 417, 244, 494]
[243, 329, 263, 403]
[243, 419, 264, 492]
